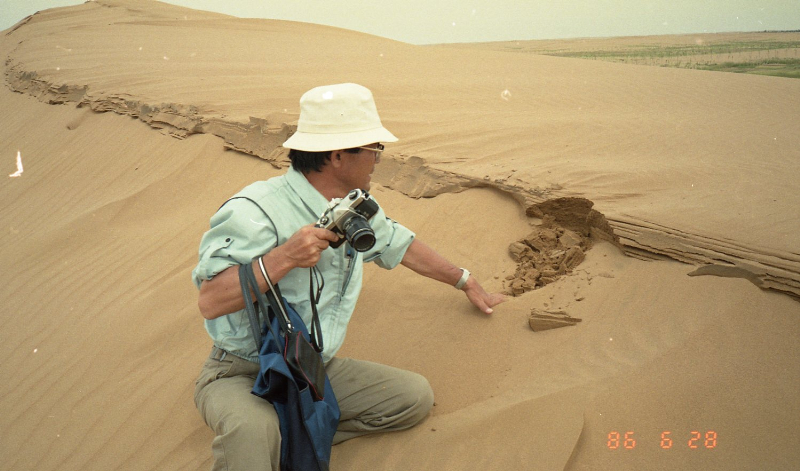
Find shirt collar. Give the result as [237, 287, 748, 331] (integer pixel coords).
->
[285, 167, 330, 218]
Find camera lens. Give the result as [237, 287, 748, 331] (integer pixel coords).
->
[342, 215, 376, 252]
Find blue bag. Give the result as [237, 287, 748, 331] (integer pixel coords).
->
[239, 262, 340, 471]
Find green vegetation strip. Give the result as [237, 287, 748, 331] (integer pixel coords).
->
[522, 41, 800, 79]
[694, 58, 800, 79]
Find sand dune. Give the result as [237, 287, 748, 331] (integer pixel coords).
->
[1, 1, 799, 470]
[7, 0, 800, 297]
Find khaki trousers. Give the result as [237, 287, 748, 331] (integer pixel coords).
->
[194, 349, 434, 471]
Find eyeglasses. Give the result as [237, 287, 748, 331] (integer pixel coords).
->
[357, 144, 384, 162]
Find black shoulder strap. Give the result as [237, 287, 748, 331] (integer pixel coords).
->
[218, 195, 264, 212]
[239, 263, 280, 351]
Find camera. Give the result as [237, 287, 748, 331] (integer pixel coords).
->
[315, 189, 379, 251]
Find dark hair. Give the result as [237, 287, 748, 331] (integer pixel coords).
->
[288, 148, 361, 173]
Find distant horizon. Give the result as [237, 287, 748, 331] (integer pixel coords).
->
[2, 0, 799, 45]
[441, 29, 800, 45]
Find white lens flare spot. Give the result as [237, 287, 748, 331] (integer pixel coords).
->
[33, 348, 38, 353]
[322, 91, 334, 100]
[9, 151, 23, 178]
[500, 89, 512, 101]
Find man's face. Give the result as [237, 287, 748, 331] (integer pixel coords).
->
[339, 144, 381, 192]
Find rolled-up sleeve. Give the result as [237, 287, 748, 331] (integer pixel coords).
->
[191, 199, 277, 288]
[363, 204, 415, 269]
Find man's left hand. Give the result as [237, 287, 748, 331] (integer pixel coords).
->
[462, 276, 506, 315]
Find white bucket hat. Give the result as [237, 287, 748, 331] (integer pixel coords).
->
[282, 83, 398, 152]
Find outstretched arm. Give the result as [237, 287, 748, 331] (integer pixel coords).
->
[400, 239, 506, 314]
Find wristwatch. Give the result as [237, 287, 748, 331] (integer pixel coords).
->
[455, 268, 470, 290]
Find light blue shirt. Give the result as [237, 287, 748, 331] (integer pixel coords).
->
[191, 167, 415, 362]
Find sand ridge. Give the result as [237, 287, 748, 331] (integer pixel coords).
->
[2, 1, 800, 470]
[5, 0, 799, 297]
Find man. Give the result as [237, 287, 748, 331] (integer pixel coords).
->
[192, 83, 505, 470]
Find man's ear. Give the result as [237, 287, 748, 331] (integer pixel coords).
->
[330, 150, 344, 168]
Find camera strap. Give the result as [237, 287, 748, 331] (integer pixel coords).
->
[308, 267, 324, 353]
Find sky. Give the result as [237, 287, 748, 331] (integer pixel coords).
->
[1, 0, 799, 44]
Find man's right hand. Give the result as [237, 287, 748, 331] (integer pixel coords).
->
[275, 225, 340, 269]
